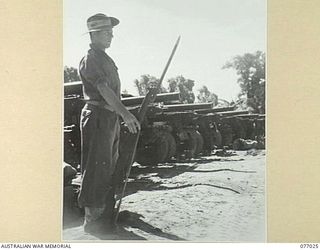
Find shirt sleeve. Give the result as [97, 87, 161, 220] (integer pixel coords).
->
[79, 54, 108, 89]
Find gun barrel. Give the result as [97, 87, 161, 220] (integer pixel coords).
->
[163, 102, 213, 112]
[229, 113, 264, 119]
[64, 82, 180, 106]
[195, 106, 236, 114]
[218, 110, 250, 117]
[122, 92, 180, 106]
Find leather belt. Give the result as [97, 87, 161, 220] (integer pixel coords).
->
[85, 100, 115, 112]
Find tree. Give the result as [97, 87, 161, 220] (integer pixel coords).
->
[197, 85, 218, 105]
[64, 66, 80, 83]
[134, 74, 167, 96]
[223, 51, 265, 113]
[167, 75, 195, 103]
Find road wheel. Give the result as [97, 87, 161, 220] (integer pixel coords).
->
[164, 132, 177, 160]
[185, 130, 198, 158]
[135, 134, 169, 165]
[212, 129, 222, 148]
[194, 131, 204, 156]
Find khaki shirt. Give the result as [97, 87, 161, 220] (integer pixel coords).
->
[79, 43, 121, 109]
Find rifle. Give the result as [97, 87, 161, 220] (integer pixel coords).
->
[114, 36, 181, 224]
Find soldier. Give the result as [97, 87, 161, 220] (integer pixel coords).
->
[78, 13, 140, 234]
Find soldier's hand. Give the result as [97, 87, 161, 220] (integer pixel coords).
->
[121, 111, 140, 134]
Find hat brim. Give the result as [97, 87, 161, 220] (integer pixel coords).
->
[109, 16, 120, 27]
[83, 16, 120, 35]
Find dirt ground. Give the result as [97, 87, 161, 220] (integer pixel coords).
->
[63, 149, 266, 242]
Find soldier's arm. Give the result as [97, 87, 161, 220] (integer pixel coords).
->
[97, 84, 140, 134]
[79, 56, 140, 133]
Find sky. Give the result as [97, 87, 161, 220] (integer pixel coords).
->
[64, 0, 266, 102]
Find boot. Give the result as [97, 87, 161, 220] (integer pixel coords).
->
[83, 206, 116, 234]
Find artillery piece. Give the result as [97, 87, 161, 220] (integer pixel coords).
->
[63, 81, 182, 167]
[64, 81, 265, 166]
[64, 125, 81, 167]
[195, 113, 222, 153]
[225, 113, 265, 140]
[65, 81, 180, 105]
[217, 112, 266, 146]
[64, 81, 82, 96]
[194, 110, 250, 147]
[138, 102, 233, 162]
[147, 111, 202, 160]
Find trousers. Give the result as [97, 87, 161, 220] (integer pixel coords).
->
[78, 104, 120, 215]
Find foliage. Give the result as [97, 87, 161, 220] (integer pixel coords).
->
[134, 74, 167, 96]
[133, 74, 196, 102]
[64, 66, 80, 83]
[197, 85, 218, 105]
[223, 51, 265, 113]
[167, 75, 195, 103]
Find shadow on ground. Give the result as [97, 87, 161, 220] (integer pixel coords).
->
[63, 210, 184, 241]
[118, 210, 185, 241]
[84, 225, 147, 240]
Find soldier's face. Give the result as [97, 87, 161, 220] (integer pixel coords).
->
[92, 28, 113, 48]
